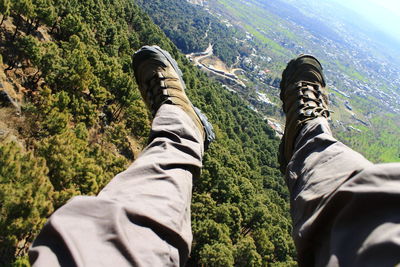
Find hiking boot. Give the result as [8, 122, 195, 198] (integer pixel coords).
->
[132, 45, 215, 149]
[279, 55, 331, 173]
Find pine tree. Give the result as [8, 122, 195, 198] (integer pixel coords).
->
[0, 142, 54, 265]
[0, 0, 11, 25]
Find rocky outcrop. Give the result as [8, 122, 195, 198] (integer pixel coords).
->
[0, 81, 21, 114]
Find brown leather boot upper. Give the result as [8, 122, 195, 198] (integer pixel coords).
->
[279, 55, 330, 173]
[132, 46, 216, 149]
[133, 46, 205, 138]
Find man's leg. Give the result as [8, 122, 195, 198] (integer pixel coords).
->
[288, 117, 400, 267]
[280, 56, 400, 266]
[29, 105, 203, 267]
[29, 46, 214, 267]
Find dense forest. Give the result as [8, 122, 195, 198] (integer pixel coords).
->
[0, 0, 296, 266]
[136, 0, 243, 66]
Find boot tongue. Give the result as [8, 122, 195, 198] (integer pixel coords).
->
[301, 71, 322, 84]
[293, 68, 325, 87]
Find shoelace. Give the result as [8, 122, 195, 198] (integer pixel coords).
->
[147, 71, 180, 115]
[297, 81, 331, 121]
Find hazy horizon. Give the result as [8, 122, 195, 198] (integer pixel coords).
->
[333, 0, 400, 45]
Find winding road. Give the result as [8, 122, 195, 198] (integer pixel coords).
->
[187, 44, 246, 87]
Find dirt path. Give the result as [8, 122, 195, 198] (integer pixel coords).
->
[203, 22, 211, 40]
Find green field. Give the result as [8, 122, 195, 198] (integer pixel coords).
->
[213, 0, 400, 163]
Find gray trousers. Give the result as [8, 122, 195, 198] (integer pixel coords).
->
[30, 106, 400, 266]
[30, 105, 203, 266]
[288, 117, 400, 266]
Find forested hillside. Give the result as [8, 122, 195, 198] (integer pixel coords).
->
[0, 0, 296, 266]
[136, 0, 243, 66]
